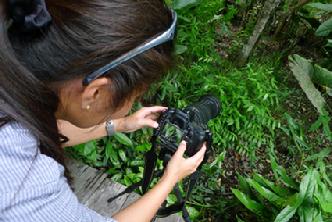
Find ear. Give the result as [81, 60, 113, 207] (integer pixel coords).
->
[81, 77, 109, 109]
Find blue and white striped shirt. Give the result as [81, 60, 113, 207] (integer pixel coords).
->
[0, 121, 116, 222]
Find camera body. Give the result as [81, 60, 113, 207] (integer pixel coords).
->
[109, 96, 221, 221]
[151, 96, 221, 158]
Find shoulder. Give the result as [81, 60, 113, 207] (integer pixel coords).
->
[0, 120, 38, 157]
[0, 121, 61, 189]
[0, 121, 39, 191]
[0, 121, 118, 222]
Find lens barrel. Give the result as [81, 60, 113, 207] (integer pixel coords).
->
[184, 96, 221, 126]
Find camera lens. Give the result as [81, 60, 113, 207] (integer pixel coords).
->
[184, 96, 221, 126]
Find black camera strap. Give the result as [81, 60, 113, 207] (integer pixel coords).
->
[156, 171, 201, 222]
[107, 142, 202, 222]
[106, 147, 158, 203]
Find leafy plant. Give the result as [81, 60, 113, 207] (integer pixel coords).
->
[306, 3, 332, 37]
[289, 54, 327, 115]
[173, 0, 198, 10]
[66, 1, 332, 221]
[288, 54, 332, 141]
[233, 158, 332, 222]
[280, 113, 309, 160]
[67, 131, 148, 186]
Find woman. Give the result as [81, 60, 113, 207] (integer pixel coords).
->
[0, 0, 206, 222]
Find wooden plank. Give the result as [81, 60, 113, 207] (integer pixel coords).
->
[67, 159, 183, 222]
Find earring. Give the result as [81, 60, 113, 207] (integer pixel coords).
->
[86, 105, 90, 110]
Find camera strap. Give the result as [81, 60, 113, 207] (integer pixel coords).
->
[106, 148, 157, 203]
[156, 171, 201, 222]
[107, 142, 202, 222]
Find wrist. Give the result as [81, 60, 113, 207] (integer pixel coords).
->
[160, 171, 178, 187]
[113, 118, 125, 133]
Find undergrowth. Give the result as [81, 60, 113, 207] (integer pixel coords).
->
[67, 0, 332, 221]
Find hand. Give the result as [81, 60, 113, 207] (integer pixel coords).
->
[115, 106, 167, 133]
[163, 141, 207, 184]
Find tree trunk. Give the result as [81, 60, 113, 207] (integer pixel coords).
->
[238, 0, 282, 66]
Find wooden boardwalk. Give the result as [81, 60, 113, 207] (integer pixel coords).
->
[67, 159, 183, 222]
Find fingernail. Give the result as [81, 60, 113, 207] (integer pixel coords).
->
[181, 140, 187, 145]
[154, 123, 158, 128]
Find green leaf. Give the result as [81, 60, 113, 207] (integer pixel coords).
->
[253, 173, 291, 197]
[299, 169, 317, 200]
[274, 194, 303, 222]
[210, 151, 226, 168]
[320, 202, 332, 213]
[118, 149, 127, 162]
[73, 143, 85, 154]
[123, 175, 131, 186]
[298, 205, 315, 222]
[186, 206, 200, 220]
[312, 64, 332, 88]
[327, 39, 332, 47]
[130, 160, 144, 167]
[105, 142, 113, 159]
[305, 148, 331, 162]
[114, 132, 133, 147]
[247, 178, 284, 206]
[316, 178, 332, 213]
[135, 143, 151, 152]
[83, 140, 97, 162]
[238, 174, 251, 195]
[318, 161, 332, 187]
[105, 142, 120, 165]
[315, 18, 332, 37]
[175, 44, 188, 55]
[319, 180, 332, 202]
[312, 210, 323, 222]
[289, 54, 326, 114]
[306, 3, 332, 12]
[173, 0, 198, 9]
[274, 205, 298, 222]
[299, 205, 323, 222]
[310, 114, 332, 140]
[111, 173, 122, 182]
[310, 116, 324, 132]
[83, 140, 96, 155]
[232, 189, 264, 216]
[271, 156, 298, 189]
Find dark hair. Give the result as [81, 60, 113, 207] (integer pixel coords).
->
[1, 0, 173, 183]
[0, 6, 65, 171]
[8, 0, 174, 110]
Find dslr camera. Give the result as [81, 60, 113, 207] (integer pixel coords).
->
[108, 96, 221, 222]
[151, 95, 221, 160]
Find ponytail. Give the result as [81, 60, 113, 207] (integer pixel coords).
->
[0, 1, 66, 171]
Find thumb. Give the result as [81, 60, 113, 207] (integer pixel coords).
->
[175, 141, 186, 158]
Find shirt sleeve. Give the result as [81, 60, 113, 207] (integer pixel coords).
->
[0, 121, 117, 222]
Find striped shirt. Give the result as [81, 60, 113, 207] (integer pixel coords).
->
[0, 121, 116, 222]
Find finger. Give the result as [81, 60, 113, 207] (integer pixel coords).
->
[190, 143, 207, 162]
[142, 106, 168, 115]
[146, 113, 160, 121]
[141, 119, 159, 128]
[174, 141, 186, 158]
[197, 155, 205, 165]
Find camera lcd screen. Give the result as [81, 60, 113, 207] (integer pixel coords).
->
[159, 122, 183, 146]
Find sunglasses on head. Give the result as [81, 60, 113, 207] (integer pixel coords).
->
[82, 9, 177, 86]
